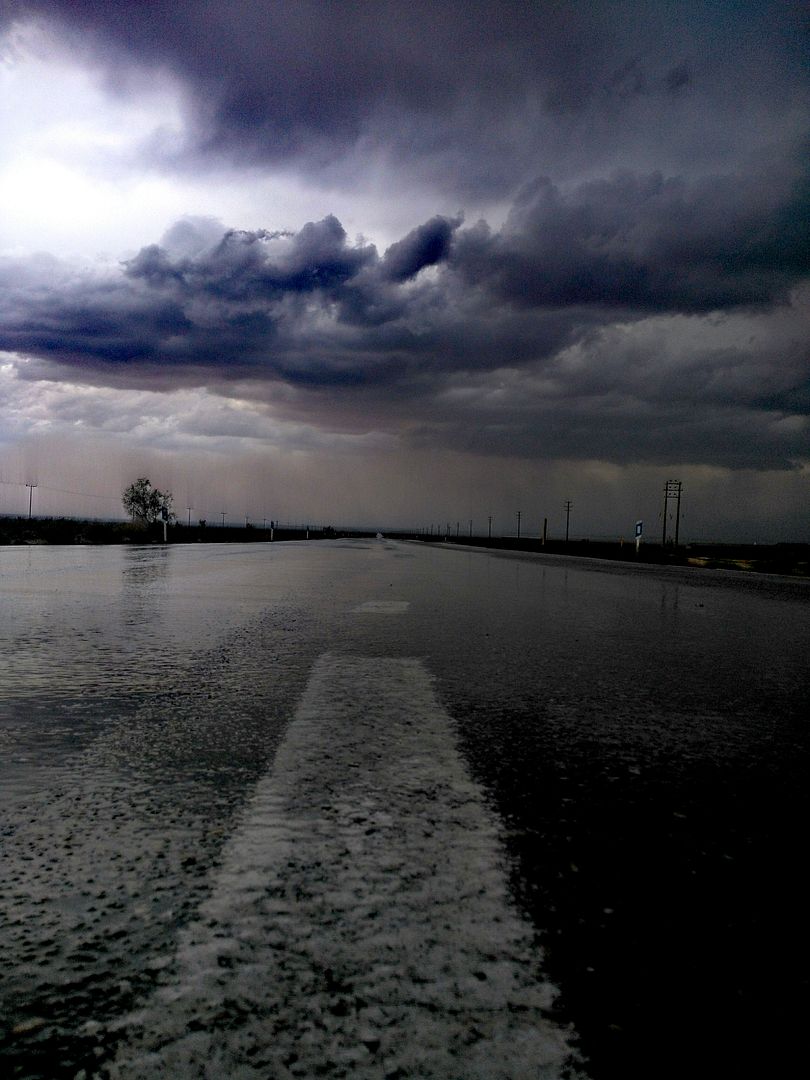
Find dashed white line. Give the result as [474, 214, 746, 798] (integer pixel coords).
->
[108, 654, 585, 1079]
[352, 600, 411, 613]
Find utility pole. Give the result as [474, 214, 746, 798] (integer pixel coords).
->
[488, 514, 492, 539]
[187, 506, 192, 527]
[543, 517, 548, 546]
[26, 482, 37, 520]
[517, 510, 521, 538]
[564, 500, 572, 543]
[661, 485, 667, 548]
[662, 480, 682, 548]
[221, 511, 226, 527]
[675, 482, 682, 548]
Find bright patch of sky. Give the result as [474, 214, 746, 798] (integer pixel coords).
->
[0, 20, 469, 260]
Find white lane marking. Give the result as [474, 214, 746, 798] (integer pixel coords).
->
[353, 600, 410, 613]
[109, 655, 585, 1079]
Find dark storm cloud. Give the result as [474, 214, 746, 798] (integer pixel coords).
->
[3, 184, 809, 470]
[0, 256, 191, 367]
[454, 166, 810, 313]
[7, 0, 569, 187]
[0, 217, 396, 384]
[14, 162, 799, 385]
[1, 212, 472, 388]
[381, 217, 462, 283]
[5, 1, 807, 194]
[2, 2, 808, 474]
[402, 397, 810, 471]
[125, 216, 375, 301]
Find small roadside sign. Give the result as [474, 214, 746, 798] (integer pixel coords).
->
[635, 520, 643, 537]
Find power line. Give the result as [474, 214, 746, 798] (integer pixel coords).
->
[0, 478, 121, 502]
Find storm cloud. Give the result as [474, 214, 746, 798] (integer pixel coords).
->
[0, 1, 808, 534]
[3, 179, 809, 471]
[455, 167, 810, 312]
[4, 0, 806, 193]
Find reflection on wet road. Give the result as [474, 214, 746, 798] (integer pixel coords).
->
[1, 540, 808, 1079]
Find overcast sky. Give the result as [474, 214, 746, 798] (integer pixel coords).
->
[1, 0, 808, 540]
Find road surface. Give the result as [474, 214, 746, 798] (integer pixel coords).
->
[1, 539, 808, 1078]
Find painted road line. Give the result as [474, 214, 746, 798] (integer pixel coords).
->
[352, 600, 411, 613]
[108, 655, 585, 1079]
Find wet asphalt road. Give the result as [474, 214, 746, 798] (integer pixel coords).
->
[1, 539, 809, 1079]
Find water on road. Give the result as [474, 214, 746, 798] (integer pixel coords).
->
[1, 540, 808, 1079]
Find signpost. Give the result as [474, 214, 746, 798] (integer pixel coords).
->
[635, 520, 643, 553]
[161, 505, 169, 543]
